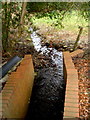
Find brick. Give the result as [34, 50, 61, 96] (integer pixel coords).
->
[64, 102, 78, 108]
[65, 90, 78, 95]
[70, 49, 84, 57]
[64, 106, 79, 112]
[6, 72, 23, 83]
[67, 69, 78, 77]
[16, 65, 28, 72]
[2, 92, 12, 97]
[65, 93, 79, 99]
[2, 92, 12, 101]
[67, 73, 78, 81]
[8, 72, 21, 79]
[6, 81, 17, 84]
[63, 51, 79, 119]
[4, 83, 16, 87]
[24, 54, 31, 58]
[65, 96, 78, 102]
[20, 57, 30, 65]
[2, 89, 13, 94]
[66, 87, 78, 91]
[64, 61, 75, 69]
[63, 117, 79, 120]
[0, 94, 2, 99]
[66, 85, 78, 89]
[2, 55, 34, 119]
[2, 99, 8, 105]
[64, 111, 79, 117]
[63, 52, 75, 68]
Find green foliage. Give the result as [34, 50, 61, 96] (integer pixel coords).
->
[31, 10, 88, 34]
[10, 3, 22, 28]
[27, 2, 48, 12]
[27, 2, 89, 20]
[62, 11, 88, 31]
[29, 2, 89, 32]
[43, 10, 66, 27]
[2, 2, 22, 52]
[27, 2, 72, 12]
[2, 2, 89, 53]
[30, 10, 68, 28]
[79, 2, 90, 21]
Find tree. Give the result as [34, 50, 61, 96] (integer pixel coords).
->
[2, 2, 11, 52]
[20, 2, 27, 25]
[2, 2, 27, 52]
[18, 2, 27, 35]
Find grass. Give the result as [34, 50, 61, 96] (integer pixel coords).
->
[62, 11, 88, 33]
[30, 10, 88, 34]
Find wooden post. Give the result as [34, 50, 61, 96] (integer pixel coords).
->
[72, 26, 83, 51]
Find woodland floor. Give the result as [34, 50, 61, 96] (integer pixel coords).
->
[35, 24, 88, 50]
[72, 51, 90, 120]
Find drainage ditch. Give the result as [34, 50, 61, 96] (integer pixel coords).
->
[25, 28, 66, 120]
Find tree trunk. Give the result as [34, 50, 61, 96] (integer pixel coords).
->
[72, 26, 83, 51]
[18, 2, 27, 36]
[2, 2, 8, 52]
[20, 2, 27, 25]
[2, 2, 11, 52]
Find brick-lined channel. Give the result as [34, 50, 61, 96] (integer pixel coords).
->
[25, 28, 66, 120]
[0, 28, 80, 119]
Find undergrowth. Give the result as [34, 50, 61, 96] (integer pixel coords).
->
[30, 10, 88, 34]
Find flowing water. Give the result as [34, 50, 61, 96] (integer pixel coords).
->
[25, 28, 65, 120]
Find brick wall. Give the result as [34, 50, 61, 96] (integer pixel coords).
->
[1, 55, 34, 119]
[63, 52, 79, 120]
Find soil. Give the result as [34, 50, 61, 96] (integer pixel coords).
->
[35, 25, 88, 51]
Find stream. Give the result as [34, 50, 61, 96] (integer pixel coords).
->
[25, 28, 66, 120]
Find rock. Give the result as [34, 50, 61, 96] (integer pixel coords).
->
[63, 45, 68, 48]
[26, 38, 32, 41]
[45, 42, 50, 47]
[62, 45, 68, 50]
[52, 43, 60, 50]
[70, 49, 73, 52]
[78, 45, 83, 49]
[28, 42, 34, 47]
[58, 48, 63, 51]
[18, 42, 23, 44]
